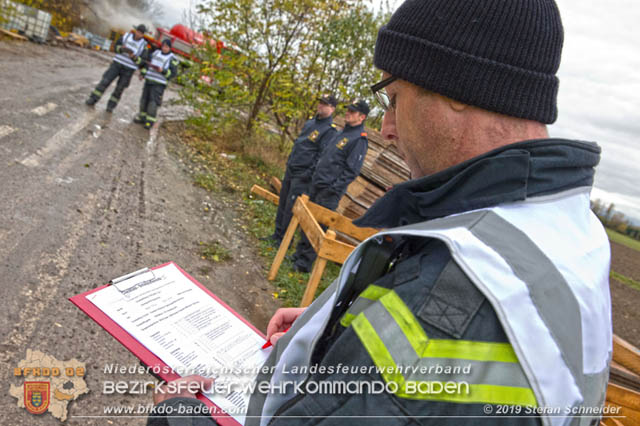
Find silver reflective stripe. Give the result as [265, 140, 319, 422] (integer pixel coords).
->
[467, 213, 585, 394]
[145, 51, 173, 85]
[245, 279, 340, 426]
[114, 33, 145, 70]
[387, 209, 608, 416]
[363, 301, 532, 390]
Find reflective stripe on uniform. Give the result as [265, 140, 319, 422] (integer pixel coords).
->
[348, 288, 537, 406]
[92, 89, 103, 97]
[340, 284, 390, 327]
[109, 96, 119, 103]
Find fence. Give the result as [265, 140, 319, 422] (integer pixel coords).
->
[0, 0, 51, 42]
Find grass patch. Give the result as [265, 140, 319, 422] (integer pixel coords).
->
[194, 173, 219, 192]
[200, 241, 232, 263]
[606, 228, 640, 252]
[611, 270, 640, 292]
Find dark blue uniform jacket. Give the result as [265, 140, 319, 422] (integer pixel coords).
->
[286, 115, 337, 180]
[312, 122, 368, 196]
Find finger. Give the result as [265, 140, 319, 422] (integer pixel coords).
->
[266, 308, 305, 340]
[270, 331, 285, 345]
[266, 308, 287, 338]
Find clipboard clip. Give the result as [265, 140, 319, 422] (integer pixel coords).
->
[109, 267, 159, 297]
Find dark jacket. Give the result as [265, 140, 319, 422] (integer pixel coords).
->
[312, 123, 368, 195]
[286, 115, 337, 179]
[148, 138, 601, 426]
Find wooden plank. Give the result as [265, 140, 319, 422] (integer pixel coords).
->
[602, 418, 624, 426]
[317, 237, 356, 264]
[0, 28, 28, 41]
[268, 215, 299, 281]
[292, 195, 324, 253]
[270, 176, 282, 194]
[606, 383, 640, 411]
[605, 403, 640, 426]
[307, 201, 379, 242]
[614, 335, 640, 376]
[251, 184, 279, 205]
[300, 231, 335, 307]
[610, 362, 640, 392]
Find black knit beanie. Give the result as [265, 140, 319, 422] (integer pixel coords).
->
[374, 0, 564, 124]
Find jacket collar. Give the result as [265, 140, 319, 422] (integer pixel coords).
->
[315, 114, 332, 123]
[355, 138, 601, 228]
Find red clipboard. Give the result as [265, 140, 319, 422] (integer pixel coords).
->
[69, 261, 266, 426]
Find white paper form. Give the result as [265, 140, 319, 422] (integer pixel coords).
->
[87, 263, 270, 424]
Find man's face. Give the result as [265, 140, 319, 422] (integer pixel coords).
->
[380, 73, 459, 178]
[161, 44, 171, 54]
[345, 109, 365, 126]
[133, 30, 143, 40]
[316, 101, 334, 119]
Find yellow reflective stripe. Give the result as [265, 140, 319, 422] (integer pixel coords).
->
[352, 314, 405, 388]
[352, 312, 536, 406]
[398, 382, 537, 406]
[359, 285, 390, 300]
[379, 291, 429, 355]
[340, 285, 390, 327]
[426, 340, 519, 363]
[340, 312, 356, 328]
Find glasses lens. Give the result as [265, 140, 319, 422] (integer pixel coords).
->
[375, 90, 390, 111]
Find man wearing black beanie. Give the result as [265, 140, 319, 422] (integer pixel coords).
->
[146, 1, 612, 425]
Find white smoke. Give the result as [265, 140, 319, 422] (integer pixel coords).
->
[83, 0, 160, 35]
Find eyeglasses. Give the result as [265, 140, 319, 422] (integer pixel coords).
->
[370, 75, 398, 112]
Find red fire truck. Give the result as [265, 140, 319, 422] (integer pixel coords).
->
[144, 24, 225, 63]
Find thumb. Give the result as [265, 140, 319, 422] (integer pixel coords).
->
[270, 332, 285, 345]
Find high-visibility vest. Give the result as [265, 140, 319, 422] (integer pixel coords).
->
[246, 187, 612, 426]
[113, 32, 146, 70]
[144, 50, 176, 85]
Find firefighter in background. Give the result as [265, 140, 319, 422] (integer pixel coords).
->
[292, 100, 370, 272]
[134, 39, 179, 130]
[85, 24, 148, 112]
[262, 94, 338, 247]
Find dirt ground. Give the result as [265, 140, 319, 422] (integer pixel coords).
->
[0, 40, 278, 425]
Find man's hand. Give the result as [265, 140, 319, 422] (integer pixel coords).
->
[139, 73, 144, 81]
[152, 375, 214, 405]
[266, 308, 306, 346]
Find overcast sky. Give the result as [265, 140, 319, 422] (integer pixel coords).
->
[157, 0, 640, 222]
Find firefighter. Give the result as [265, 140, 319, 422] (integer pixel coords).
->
[263, 94, 338, 246]
[85, 24, 148, 112]
[292, 100, 370, 272]
[134, 39, 179, 130]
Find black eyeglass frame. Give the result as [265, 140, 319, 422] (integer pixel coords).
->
[370, 75, 398, 111]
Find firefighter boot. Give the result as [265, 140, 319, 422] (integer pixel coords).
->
[106, 100, 117, 113]
[133, 112, 146, 124]
[85, 95, 98, 106]
[85, 89, 102, 106]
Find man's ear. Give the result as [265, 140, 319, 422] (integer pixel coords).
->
[448, 97, 467, 112]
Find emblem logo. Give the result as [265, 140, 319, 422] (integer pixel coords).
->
[24, 381, 50, 415]
[336, 137, 349, 149]
[308, 130, 319, 142]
